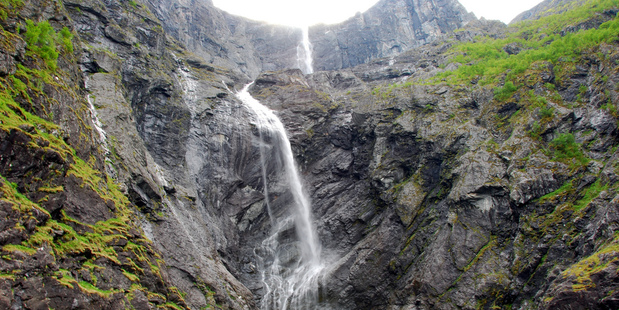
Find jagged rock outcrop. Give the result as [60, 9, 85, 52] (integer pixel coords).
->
[64, 0, 258, 308]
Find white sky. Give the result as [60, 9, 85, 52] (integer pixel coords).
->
[211, 0, 544, 26]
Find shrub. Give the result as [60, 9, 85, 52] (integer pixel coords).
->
[24, 20, 74, 69]
[549, 133, 589, 167]
[59, 27, 74, 53]
[528, 121, 542, 138]
[539, 106, 554, 119]
[494, 81, 517, 101]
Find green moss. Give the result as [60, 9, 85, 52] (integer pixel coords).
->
[539, 180, 574, 202]
[27, 228, 53, 245]
[2, 244, 36, 255]
[122, 269, 140, 282]
[55, 268, 76, 289]
[78, 280, 119, 297]
[0, 8, 188, 309]
[574, 179, 609, 210]
[563, 235, 619, 291]
[38, 185, 63, 193]
[463, 237, 497, 273]
[0, 0, 23, 20]
[67, 157, 131, 210]
[83, 260, 105, 271]
[162, 302, 185, 310]
[0, 175, 50, 216]
[23, 212, 143, 266]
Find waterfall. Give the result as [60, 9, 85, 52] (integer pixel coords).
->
[236, 84, 324, 310]
[297, 26, 314, 74]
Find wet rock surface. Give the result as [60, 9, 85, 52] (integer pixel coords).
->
[241, 26, 619, 306]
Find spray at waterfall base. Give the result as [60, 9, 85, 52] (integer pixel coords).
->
[236, 85, 328, 309]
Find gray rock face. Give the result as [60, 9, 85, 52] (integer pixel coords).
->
[142, 0, 474, 78]
[310, 0, 475, 71]
[66, 0, 257, 308]
[241, 19, 619, 306]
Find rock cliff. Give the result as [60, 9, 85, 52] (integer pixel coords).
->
[1, 0, 619, 309]
[0, 0, 194, 308]
[242, 5, 619, 307]
[310, 0, 475, 71]
[142, 0, 473, 77]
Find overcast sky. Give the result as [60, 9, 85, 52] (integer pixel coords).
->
[211, 0, 544, 26]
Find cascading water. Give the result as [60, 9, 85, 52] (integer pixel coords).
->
[297, 26, 314, 74]
[236, 84, 324, 309]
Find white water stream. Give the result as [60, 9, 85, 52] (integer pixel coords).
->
[297, 26, 314, 74]
[236, 84, 324, 309]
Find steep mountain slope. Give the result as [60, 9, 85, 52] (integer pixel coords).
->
[310, 0, 475, 71]
[511, 0, 588, 23]
[0, 0, 255, 308]
[246, 1, 619, 308]
[0, 0, 191, 308]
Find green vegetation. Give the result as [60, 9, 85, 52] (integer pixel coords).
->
[574, 179, 609, 210]
[122, 269, 140, 282]
[538, 106, 554, 119]
[539, 180, 574, 202]
[0, 175, 50, 216]
[25, 20, 74, 70]
[563, 234, 619, 291]
[381, 0, 619, 113]
[0, 0, 22, 20]
[0, 6, 187, 307]
[55, 269, 77, 289]
[548, 133, 590, 167]
[78, 281, 120, 297]
[601, 101, 618, 117]
[2, 244, 37, 255]
[435, 0, 619, 87]
[0, 0, 614, 308]
[493, 81, 517, 101]
[38, 185, 64, 193]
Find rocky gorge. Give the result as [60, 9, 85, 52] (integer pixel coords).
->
[0, 0, 618, 309]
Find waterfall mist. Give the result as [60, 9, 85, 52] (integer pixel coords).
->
[237, 84, 325, 309]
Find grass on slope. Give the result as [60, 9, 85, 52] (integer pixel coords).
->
[435, 0, 619, 87]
